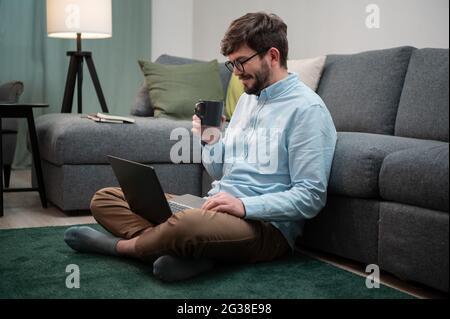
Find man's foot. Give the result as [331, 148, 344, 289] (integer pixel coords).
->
[64, 226, 121, 256]
[153, 255, 214, 282]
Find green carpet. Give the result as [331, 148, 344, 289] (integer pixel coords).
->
[0, 225, 413, 299]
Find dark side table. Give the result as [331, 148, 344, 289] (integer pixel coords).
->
[0, 103, 48, 216]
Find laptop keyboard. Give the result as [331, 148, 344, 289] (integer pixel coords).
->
[168, 201, 191, 213]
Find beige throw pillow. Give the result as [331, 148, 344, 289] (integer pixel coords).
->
[287, 56, 327, 91]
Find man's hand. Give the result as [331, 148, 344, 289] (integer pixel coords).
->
[201, 192, 246, 218]
[191, 114, 226, 145]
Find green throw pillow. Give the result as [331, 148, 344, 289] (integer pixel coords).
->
[138, 59, 224, 120]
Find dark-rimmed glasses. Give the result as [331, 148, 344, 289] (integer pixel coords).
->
[225, 49, 269, 73]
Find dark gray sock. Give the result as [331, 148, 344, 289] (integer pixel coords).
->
[153, 255, 214, 282]
[64, 226, 121, 256]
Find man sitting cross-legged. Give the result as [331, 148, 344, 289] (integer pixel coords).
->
[64, 12, 337, 282]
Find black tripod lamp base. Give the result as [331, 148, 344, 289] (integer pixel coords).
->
[61, 51, 109, 114]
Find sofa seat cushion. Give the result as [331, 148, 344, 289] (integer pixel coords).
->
[379, 144, 449, 212]
[329, 132, 446, 198]
[35, 113, 196, 165]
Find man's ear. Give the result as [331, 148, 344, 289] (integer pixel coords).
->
[267, 47, 281, 67]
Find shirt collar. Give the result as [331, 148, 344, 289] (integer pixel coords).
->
[257, 72, 298, 101]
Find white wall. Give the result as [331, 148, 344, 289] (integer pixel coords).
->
[151, 0, 193, 60]
[152, 0, 449, 61]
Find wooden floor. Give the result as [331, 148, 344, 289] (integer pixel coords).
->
[0, 169, 95, 229]
[0, 169, 447, 299]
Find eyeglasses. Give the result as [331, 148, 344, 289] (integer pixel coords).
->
[225, 49, 269, 73]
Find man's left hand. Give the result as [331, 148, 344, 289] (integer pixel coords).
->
[201, 192, 246, 218]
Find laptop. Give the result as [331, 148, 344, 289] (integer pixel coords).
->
[107, 155, 207, 224]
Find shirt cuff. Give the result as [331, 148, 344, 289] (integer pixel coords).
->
[240, 196, 265, 220]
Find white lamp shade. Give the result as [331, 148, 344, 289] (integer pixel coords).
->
[47, 0, 112, 39]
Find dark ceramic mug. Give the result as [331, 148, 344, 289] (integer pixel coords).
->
[194, 100, 224, 127]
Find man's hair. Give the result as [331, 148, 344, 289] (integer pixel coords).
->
[221, 12, 288, 69]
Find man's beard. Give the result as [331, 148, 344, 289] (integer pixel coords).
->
[242, 61, 271, 96]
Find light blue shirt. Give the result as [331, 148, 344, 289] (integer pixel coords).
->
[202, 73, 337, 249]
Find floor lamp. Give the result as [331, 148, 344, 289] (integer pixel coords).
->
[46, 0, 111, 113]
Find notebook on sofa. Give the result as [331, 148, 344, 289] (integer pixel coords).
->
[86, 113, 136, 124]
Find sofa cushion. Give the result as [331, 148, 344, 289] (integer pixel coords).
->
[317, 46, 413, 135]
[130, 55, 231, 117]
[130, 83, 153, 117]
[379, 144, 449, 212]
[329, 132, 446, 198]
[395, 48, 449, 142]
[34, 113, 200, 165]
[224, 74, 244, 120]
[155, 54, 231, 100]
[287, 55, 326, 91]
[138, 59, 224, 119]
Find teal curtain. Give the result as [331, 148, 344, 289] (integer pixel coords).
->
[0, 0, 151, 168]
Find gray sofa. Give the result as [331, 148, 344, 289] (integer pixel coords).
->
[32, 47, 449, 293]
